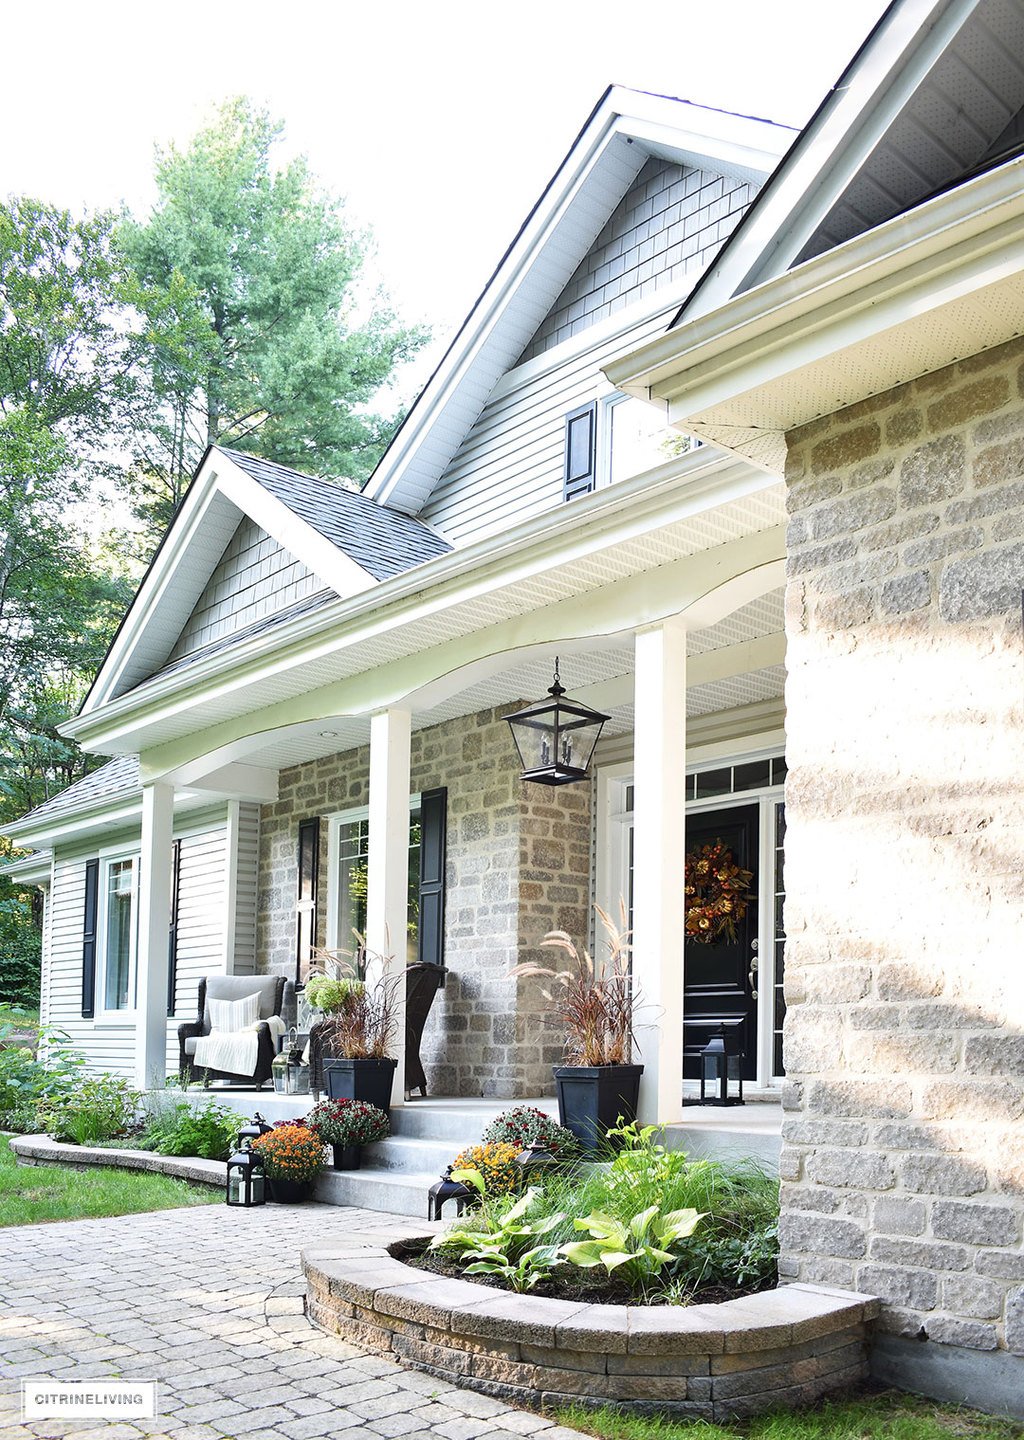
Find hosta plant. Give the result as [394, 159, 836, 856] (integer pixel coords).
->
[561, 1204, 705, 1294]
[432, 1185, 567, 1285]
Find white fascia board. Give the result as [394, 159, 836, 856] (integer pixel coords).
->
[1, 850, 53, 885]
[683, 0, 979, 321]
[366, 89, 791, 514]
[84, 465, 240, 712]
[606, 153, 1024, 439]
[4, 787, 228, 851]
[64, 446, 773, 756]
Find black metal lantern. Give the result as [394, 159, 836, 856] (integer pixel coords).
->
[226, 1146, 266, 1206]
[505, 658, 610, 786]
[236, 1113, 273, 1149]
[427, 1165, 475, 1221]
[699, 1024, 745, 1107]
[515, 1145, 558, 1181]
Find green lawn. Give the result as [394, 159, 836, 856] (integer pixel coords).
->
[557, 1392, 1022, 1440]
[0, 1135, 221, 1226]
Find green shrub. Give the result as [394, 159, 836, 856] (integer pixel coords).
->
[140, 1098, 243, 1161]
[39, 1073, 141, 1145]
[0, 1021, 86, 1131]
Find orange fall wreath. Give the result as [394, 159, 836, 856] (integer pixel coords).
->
[684, 839, 753, 944]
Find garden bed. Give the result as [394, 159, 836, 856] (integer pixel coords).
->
[303, 1234, 880, 1423]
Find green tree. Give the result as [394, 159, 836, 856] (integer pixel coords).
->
[122, 99, 427, 540]
[0, 199, 139, 1000]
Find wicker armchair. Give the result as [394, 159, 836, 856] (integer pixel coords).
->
[307, 962, 446, 1099]
[178, 975, 292, 1088]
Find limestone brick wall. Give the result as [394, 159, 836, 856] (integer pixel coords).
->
[781, 338, 1024, 1361]
[256, 704, 591, 1098]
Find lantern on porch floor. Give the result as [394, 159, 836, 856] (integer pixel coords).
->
[505, 658, 610, 786]
[226, 1146, 266, 1206]
[699, 1024, 745, 1107]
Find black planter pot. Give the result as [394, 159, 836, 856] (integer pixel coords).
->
[325, 1057, 398, 1115]
[553, 1064, 644, 1153]
[266, 1176, 311, 1203]
[331, 1144, 362, 1170]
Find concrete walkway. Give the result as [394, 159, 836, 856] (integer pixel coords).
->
[0, 1202, 587, 1440]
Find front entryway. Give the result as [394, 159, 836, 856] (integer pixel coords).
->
[683, 803, 759, 1082]
[597, 750, 786, 1090]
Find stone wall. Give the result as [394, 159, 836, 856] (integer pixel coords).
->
[781, 339, 1024, 1389]
[256, 704, 592, 1097]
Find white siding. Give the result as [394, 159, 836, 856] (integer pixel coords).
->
[169, 517, 324, 662]
[47, 850, 135, 1077]
[420, 158, 761, 548]
[420, 307, 670, 546]
[231, 803, 261, 976]
[521, 158, 758, 363]
[38, 878, 52, 1029]
[42, 809, 250, 1081]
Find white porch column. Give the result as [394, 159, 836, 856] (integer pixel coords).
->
[631, 618, 687, 1125]
[135, 781, 175, 1090]
[367, 707, 411, 1108]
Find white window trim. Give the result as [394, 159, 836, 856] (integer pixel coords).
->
[595, 747, 785, 1090]
[325, 796, 421, 953]
[598, 392, 701, 493]
[96, 846, 140, 1024]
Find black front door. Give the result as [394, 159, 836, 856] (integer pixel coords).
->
[683, 803, 759, 1082]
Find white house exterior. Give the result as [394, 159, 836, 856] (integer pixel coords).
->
[7, 0, 1024, 1414]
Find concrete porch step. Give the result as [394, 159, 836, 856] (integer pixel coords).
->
[390, 1096, 558, 1142]
[313, 1165, 440, 1220]
[361, 1134, 463, 1174]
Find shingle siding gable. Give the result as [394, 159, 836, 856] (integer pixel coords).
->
[519, 157, 760, 364]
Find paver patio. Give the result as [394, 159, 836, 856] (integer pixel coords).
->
[0, 1201, 587, 1440]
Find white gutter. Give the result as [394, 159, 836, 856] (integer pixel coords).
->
[607, 151, 1024, 428]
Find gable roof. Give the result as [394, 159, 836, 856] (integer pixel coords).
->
[6, 755, 140, 839]
[364, 86, 794, 517]
[220, 450, 450, 581]
[81, 446, 451, 714]
[677, 0, 1024, 323]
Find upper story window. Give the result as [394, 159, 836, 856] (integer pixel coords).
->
[563, 394, 699, 502]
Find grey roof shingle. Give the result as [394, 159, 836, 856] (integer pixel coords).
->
[12, 755, 140, 830]
[218, 448, 452, 582]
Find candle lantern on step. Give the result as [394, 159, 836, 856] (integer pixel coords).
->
[515, 1145, 558, 1181]
[505, 658, 609, 786]
[699, 1024, 745, 1107]
[427, 1165, 475, 1221]
[272, 1032, 310, 1095]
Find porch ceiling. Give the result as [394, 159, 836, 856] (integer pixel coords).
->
[200, 588, 786, 776]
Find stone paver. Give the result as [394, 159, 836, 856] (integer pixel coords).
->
[0, 1203, 585, 1438]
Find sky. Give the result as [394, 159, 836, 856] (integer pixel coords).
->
[2, 1, 890, 394]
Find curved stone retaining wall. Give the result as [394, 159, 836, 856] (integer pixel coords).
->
[10, 1133, 225, 1187]
[303, 1238, 879, 1422]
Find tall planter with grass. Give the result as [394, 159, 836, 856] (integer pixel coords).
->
[307, 946, 400, 1115]
[512, 906, 642, 1153]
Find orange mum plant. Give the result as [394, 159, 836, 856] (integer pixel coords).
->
[251, 1123, 325, 1182]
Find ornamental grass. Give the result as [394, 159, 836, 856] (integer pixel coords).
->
[251, 1123, 325, 1182]
[510, 903, 636, 1066]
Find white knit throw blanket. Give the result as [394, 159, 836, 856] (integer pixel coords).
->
[193, 1016, 286, 1076]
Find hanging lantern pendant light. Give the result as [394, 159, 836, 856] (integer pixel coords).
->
[506, 658, 610, 786]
